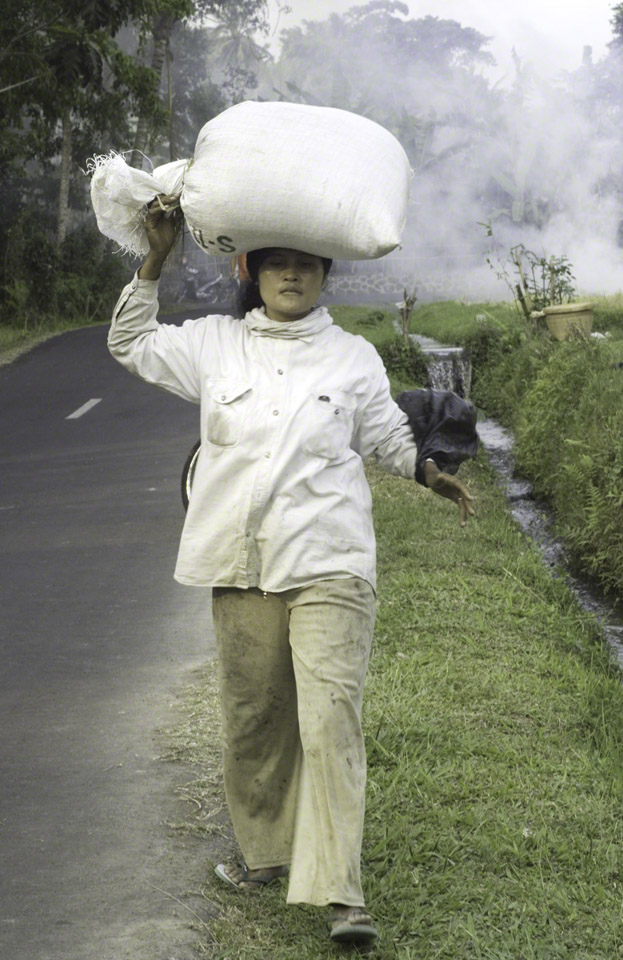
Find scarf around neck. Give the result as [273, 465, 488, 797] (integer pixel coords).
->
[244, 306, 333, 341]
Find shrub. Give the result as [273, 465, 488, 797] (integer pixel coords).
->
[467, 328, 554, 426]
[57, 224, 128, 321]
[1, 202, 130, 328]
[2, 207, 59, 321]
[376, 337, 429, 386]
[356, 309, 385, 327]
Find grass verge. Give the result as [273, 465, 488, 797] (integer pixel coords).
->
[164, 419, 623, 959]
[0, 314, 114, 365]
[364, 295, 623, 596]
[0, 325, 68, 365]
[513, 338, 623, 593]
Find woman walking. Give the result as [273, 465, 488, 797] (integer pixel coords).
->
[108, 196, 474, 945]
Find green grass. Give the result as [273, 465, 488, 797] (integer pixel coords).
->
[407, 300, 521, 345]
[161, 328, 623, 958]
[590, 294, 623, 337]
[330, 301, 519, 348]
[404, 296, 623, 345]
[330, 305, 399, 346]
[364, 455, 623, 959]
[513, 339, 623, 594]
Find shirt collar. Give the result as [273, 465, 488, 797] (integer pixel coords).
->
[243, 306, 333, 342]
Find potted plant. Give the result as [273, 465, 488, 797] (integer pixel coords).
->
[481, 225, 593, 341]
[511, 245, 593, 340]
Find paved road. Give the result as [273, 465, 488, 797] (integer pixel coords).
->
[0, 324, 216, 960]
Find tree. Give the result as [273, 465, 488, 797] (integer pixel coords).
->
[269, 1, 496, 156]
[159, 20, 225, 161]
[128, 0, 190, 166]
[0, 0, 162, 246]
[587, 2, 623, 127]
[611, 2, 623, 46]
[200, 1, 271, 105]
[129, 0, 270, 167]
[158, 3, 274, 164]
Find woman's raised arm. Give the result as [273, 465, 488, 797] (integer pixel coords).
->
[137, 194, 183, 280]
[107, 192, 203, 404]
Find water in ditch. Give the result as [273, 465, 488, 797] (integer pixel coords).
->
[403, 329, 473, 397]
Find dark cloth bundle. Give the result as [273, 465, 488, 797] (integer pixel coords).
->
[395, 388, 479, 486]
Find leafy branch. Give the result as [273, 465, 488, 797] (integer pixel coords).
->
[480, 222, 577, 320]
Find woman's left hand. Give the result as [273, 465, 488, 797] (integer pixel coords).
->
[423, 460, 475, 527]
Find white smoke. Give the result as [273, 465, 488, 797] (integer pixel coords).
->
[259, 7, 623, 300]
[401, 62, 623, 298]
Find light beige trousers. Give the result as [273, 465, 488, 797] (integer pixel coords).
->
[211, 577, 376, 907]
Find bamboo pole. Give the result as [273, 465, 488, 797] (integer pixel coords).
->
[512, 250, 533, 317]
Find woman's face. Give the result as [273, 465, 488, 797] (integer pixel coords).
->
[257, 248, 325, 322]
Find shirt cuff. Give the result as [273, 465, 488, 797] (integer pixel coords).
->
[131, 270, 160, 293]
[415, 457, 437, 487]
[112, 271, 159, 324]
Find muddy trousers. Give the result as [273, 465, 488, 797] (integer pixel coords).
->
[211, 578, 376, 907]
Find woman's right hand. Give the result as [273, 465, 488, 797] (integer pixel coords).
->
[424, 459, 476, 527]
[138, 193, 182, 279]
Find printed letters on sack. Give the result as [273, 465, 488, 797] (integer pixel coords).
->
[191, 228, 236, 254]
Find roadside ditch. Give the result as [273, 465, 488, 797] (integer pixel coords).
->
[411, 330, 623, 669]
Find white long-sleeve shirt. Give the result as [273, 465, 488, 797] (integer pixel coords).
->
[108, 275, 417, 591]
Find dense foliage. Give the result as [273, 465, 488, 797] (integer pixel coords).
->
[0, 0, 161, 173]
[514, 340, 623, 594]
[376, 337, 429, 385]
[0, 0, 270, 326]
[3, 204, 128, 327]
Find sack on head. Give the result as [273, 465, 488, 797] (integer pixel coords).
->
[90, 101, 411, 261]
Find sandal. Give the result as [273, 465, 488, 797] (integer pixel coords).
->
[214, 861, 287, 892]
[330, 907, 379, 944]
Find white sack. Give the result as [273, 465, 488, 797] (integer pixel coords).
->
[89, 101, 411, 261]
[184, 101, 411, 260]
[89, 154, 187, 258]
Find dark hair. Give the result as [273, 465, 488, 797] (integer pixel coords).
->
[237, 247, 333, 316]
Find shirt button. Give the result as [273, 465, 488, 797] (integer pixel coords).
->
[273, 410, 279, 416]
[221, 395, 227, 401]
[265, 452, 272, 459]
[245, 531, 251, 537]
[277, 369, 284, 375]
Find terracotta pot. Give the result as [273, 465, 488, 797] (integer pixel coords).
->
[542, 302, 594, 341]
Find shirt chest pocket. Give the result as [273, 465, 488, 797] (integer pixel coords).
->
[204, 379, 253, 447]
[302, 391, 356, 460]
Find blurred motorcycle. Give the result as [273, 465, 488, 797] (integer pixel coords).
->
[182, 263, 239, 306]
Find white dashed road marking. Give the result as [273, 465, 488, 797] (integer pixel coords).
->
[65, 398, 102, 420]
